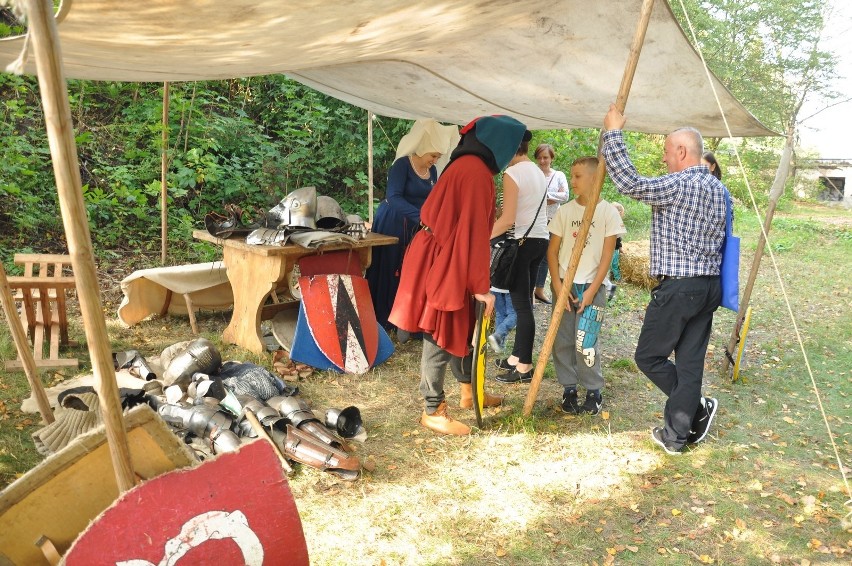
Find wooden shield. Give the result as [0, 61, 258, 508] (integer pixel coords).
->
[64, 440, 309, 565]
[299, 274, 379, 374]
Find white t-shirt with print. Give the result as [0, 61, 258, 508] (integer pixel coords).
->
[548, 199, 626, 284]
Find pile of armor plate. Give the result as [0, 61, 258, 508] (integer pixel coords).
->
[204, 186, 367, 246]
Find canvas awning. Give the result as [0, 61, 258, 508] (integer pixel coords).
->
[0, 0, 775, 136]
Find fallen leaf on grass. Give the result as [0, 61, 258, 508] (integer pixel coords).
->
[782, 416, 796, 424]
[671, 509, 682, 516]
[495, 547, 507, 557]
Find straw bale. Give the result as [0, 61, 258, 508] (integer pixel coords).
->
[619, 240, 658, 290]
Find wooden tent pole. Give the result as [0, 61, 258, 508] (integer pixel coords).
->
[722, 125, 793, 375]
[0, 264, 54, 424]
[368, 110, 375, 224]
[24, 0, 136, 492]
[524, 0, 657, 416]
[160, 81, 170, 265]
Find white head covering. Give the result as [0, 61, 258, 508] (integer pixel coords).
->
[395, 119, 460, 174]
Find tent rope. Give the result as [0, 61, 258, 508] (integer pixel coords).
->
[676, 0, 851, 520]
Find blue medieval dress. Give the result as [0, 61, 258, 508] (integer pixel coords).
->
[366, 156, 436, 329]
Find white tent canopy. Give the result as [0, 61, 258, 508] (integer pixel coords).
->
[0, 0, 774, 136]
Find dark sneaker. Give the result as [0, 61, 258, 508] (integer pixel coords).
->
[580, 390, 603, 415]
[561, 389, 580, 414]
[495, 368, 532, 383]
[651, 427, 683, 455]
[494, 358, 515, 370]
[687, 397, 718, 444]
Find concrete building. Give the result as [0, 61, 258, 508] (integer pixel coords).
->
[796, 159, 852, 208]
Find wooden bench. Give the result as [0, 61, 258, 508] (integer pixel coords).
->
[4, 253, 79, 371]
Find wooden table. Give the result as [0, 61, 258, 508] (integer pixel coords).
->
[193, 230, 397, 354]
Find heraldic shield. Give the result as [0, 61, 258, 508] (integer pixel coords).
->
[290, 274, 393, 374]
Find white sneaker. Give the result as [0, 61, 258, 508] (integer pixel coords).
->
[487, 334, 503, 354]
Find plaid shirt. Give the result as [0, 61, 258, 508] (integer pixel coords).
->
[602, 130, 728, 278]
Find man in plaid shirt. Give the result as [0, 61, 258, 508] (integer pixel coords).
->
[601, 104, 727, 455]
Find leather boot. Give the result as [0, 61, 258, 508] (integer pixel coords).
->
[420, 401, 471, 435]
[458, 383, 504, 409]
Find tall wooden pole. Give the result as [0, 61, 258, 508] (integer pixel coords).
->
[722, 125, 793, 376]
[24, 0, 136, 491]
[368, 110, 375, 224]
[524, 0, 657, 416]
[0, 264, 54, 424]
[161, 81, 170, 265]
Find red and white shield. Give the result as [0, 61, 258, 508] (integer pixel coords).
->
[299, 274, 379, 374]
[64, 440, 309, 565]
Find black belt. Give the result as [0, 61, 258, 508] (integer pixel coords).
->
[658, 274, 714, 282]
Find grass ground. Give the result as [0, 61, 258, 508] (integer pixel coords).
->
[0, 201, 849, 565]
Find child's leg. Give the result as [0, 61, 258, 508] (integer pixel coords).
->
[493, 292, 508, 340]
[552, 306, 579, 388]
[577, 286, 607, 393]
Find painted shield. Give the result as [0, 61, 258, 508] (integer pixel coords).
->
[64, 440, 309, 566]
[290, 299, 393, 373]
[300, 274, 379, 375]
[471, 301, 490, 428]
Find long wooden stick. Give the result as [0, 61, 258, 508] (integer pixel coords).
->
[161, 81, 170, 265]
[524, 0, 657, 416]
[25, 0, 135, 491]
[0, 264, 54, 424]
[722, 125, 793, 376]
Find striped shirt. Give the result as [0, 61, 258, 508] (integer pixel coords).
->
[602, 130, 728, 278]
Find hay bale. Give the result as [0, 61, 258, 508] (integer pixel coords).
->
[620, 240, 658, 290]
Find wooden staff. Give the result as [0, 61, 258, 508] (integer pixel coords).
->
[161, 81, 170, 265]
[722, 125, 793, 375]
[524, 0, 657, 416]
[0, 263, 54, 424]
[24, 0, 135, 491]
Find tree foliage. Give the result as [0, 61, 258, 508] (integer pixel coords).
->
[1, 1, 839, 269]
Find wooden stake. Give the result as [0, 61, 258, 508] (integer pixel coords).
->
[368, 110, 375, 224]
[524, 0, 657, 416]
[24, 0, 135, 491]
[0, 263, 54, 424]
[722, 126, 793, 376]
[161, 81, 170, 265]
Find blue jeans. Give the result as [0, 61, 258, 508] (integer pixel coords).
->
[493, 291, 516, 342]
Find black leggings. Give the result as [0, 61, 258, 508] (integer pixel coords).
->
[508, 238, 549, 364]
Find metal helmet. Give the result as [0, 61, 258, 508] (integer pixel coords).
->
[267, 186, 317, 229]
[315, 195, 347, 230]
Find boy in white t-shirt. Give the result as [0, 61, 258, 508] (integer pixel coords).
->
[547, 157, 626, 415]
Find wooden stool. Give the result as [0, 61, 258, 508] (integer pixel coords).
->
[4, 253, 79, 372]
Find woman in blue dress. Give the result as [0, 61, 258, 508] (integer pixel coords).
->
[366, 119, 459, 336]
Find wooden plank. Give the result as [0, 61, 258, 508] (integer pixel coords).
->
[5, 276, 76, 289]
[5, 358, 79, 371]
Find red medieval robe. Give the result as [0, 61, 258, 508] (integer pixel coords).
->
[388, 154, 495, 357]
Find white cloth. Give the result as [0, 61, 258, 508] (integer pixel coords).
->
[395, 119, 461, 174]
[549, 199, 626, 283]
[505, 160, 549, 240]
[117, 262, 233, 326]
[543, 169, 570, 221]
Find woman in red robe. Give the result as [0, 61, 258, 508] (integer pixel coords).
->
[389, 116, 529, 435]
